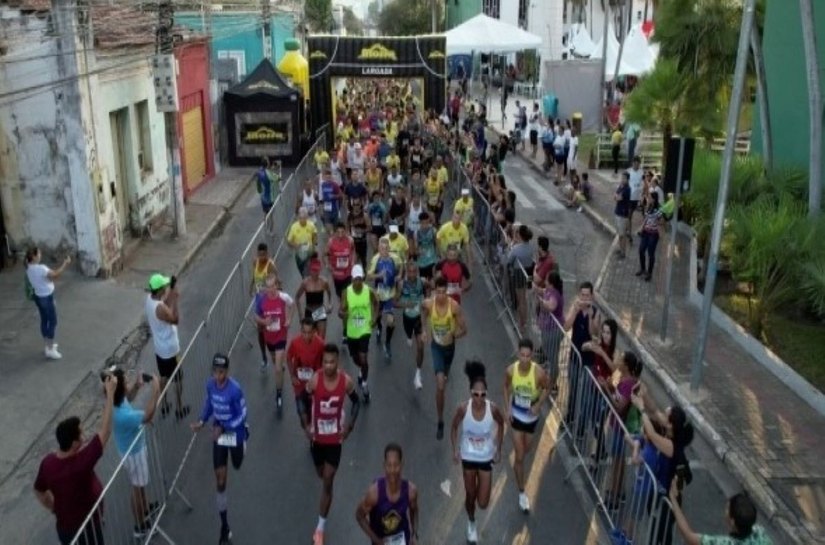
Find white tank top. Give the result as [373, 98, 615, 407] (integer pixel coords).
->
[460, 400, 495, 463]
[145, 295, 180, 359]
[407, 202, 423, 233]
[302, 190, 318, 218]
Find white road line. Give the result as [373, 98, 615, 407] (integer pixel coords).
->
[504, 164, 565, 212]
[510, 184, 537, 209]
[521, 173, 566, 212]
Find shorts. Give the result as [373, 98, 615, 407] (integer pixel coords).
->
[305, 306, 328, 324]
[418, 263, 435, 280]
[371, 226, 387, 238]
[261, 201, 274, 214]
[629, 200, 640, 213]
[529, 130, 538, 146]
[402, 314, 422, 338]
[554, 153, 566, 165]
[379, 299, 394, 314]
[266, 339, 287, 352]
[322, 211, 339, 226]
[123, 447, 150, 487]
[333, 277, 351, 298]
[615, 215, 629, 233]
[213, 439, 246, 470]
[155, 355, 181, 382]
[510, 417, 539, 434]
[461, 459, 493, 472]
[431, 341, 456, 376]
[311, 442, 343, 469]
[347, 333, 371, 355]
[295, 393, 311, 419]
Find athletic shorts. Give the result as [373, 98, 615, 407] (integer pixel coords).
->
[510, 417, 539, 434]
[418, 263, 435, 280]
[311, 442, 342, 469]
[629, 200, 640, 213]
[371, 226, 387, 238]
[213, 439, 245, 470]
[615, 215, 629, 234]
[431, 341, 456, 376]
[304, 306, 328, 324]
[402, 314, 422, 338]
[347, 333, 371, 355]
[266, 340, 287, 352]
[554, 153, 566, 165]
[379, 299, 394, 314]
[261, 201, 274, 214]
[155, 355, 181, 382]
[529, 130, 538, 146]
[461, 459, 493, 472]
[123, 447, 150, 487]
[295, 393, 311, 420]
[333, 277, 351, 298]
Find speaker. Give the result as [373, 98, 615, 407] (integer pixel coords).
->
[663, 137, 696, 195]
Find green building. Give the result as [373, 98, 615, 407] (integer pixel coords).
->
[752, 0, 825, 175]
[446, 0, 482, 29]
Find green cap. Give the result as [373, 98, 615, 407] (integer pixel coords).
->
[148, 273, 171, 291]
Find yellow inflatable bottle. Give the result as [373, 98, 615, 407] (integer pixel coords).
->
[278, 38, 309, 101]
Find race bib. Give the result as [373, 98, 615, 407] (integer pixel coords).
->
[323, 201, 333, 212]
[433, 325, 450, 343]
[372, 216, 383, 226]
[353, 315, 367, 328]
[467, 436, 487, 454]
[217, 432, 237, 447]
[297, 367, 314, 381]
[336, 256, 349, 269]
[385, 532, 406, 545]
[317, 418, 339, 436]
[514, 394, 533, 410]
[298, 244, 310, 260]
[377, 285, 392, 300]
[447, 282, 461, 295]
[311, 306, 327, 321]
[266, 319, 281, 332]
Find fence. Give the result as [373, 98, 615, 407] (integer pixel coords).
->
[446, 140, 684, 544]
[68, 127, 328, 545]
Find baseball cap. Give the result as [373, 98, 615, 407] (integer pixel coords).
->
[354, 142, 362, 150]
[388, 224, 400, 234]
[461, 188, 470, 195]
[212, 353, 229, 369]
[352, 264, 365, 278]
[148, 273, 171, 291]
[309, 259, 323, 273]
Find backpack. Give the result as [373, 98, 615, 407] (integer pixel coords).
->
[24, 273, 35, 301]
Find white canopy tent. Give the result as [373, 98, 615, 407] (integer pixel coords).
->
[445, 13, 543, 55]
[591, 22, 655, 80]
[569, 23, 597, 58]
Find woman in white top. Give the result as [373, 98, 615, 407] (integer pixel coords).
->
[451, 361, 504, 544]
[25, 247, 71, 359]
[297, 179, 319, 225]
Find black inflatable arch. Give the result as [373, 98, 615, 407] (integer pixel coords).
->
[307, 35, 447, 143]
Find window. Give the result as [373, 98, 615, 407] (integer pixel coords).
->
[136, 100, 153, 173]
[518, 0, 529, 29]
[483, 0, 500, 19]
[218, 49, 247, 76]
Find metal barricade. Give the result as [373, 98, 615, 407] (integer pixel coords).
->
[68, 130, 328, 545]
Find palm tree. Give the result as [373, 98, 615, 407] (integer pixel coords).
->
[799, 0, 822, 218]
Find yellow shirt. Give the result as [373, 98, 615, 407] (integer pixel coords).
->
[437, 221, 469, 253]
[287, 220, 317, 258]
[424, 177, 443, 206]
[387, 121, 399, 144]
[380, 233, 410, 262]
[365, 168, 382, 194]
[386, 154, 401, 170]
[611, 130, 623, 146]
[437, 166, 449, 185]
[314, 150, 330, 170]
[453, 197, 474, 225]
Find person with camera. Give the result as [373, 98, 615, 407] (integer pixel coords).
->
[145, 273, 189, 420]
[111, 368, 161, 537]
[34, 374, 116, 545]
[24, 247, 71, 360]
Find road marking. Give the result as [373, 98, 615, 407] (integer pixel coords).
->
[521, 173, 565, 212]
[504, 163, 565, 212]
[510, 185, 537, 209]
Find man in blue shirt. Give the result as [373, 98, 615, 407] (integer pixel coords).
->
[191, 353, 248, 545]
[253, 157, 279, 214]
[320, 168, 343, 234]
[112, 368, 161, 538]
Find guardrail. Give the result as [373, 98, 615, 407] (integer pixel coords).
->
[68, 129, 327, 545]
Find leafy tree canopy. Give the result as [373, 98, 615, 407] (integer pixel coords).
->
[305, 0, 333, 32]
[378, 0, 439, 35]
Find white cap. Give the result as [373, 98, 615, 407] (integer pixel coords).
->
[388, 224, 400, 234]
[354, 143, 362, 150]
[461, 188, 470, 195]
[351, 264, 365, 278]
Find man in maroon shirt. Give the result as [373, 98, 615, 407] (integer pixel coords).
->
[34, 375, 116, 545]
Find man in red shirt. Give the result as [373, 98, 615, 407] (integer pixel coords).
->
[325, 222, 355, 342]
[288, 318, 326, 428]
[434, 245, 472, 304]
[34, 375, 116, 545]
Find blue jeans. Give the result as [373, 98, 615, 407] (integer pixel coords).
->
[34, 294, 57, 340]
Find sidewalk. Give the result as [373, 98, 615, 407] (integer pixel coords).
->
[510, 140, 825, 542]
[0, 168, 251, 486]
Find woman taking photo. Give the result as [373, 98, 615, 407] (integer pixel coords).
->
[451, 361, 504, 544]
[535, 271, 565, 394]
[637, 192, 664, 282]
[25, 247, 71, 359]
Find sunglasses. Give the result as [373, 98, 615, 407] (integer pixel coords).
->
[471, 391, 487, 398]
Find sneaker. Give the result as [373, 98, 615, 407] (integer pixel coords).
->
[312, 529, 324, 545]
[219, 525, 232, 545]
[414, 369, 423, 390]
[436, 421, 444, 440]
[635, 270, 645, 277]
[383, 343, 391, 361]
[644, 273, 652, 282]
[260, 359, 268, 372]
[406, 337, 413, 348]
[133, 521, 151, 538]
[45, 347, 62, 360]
[361, 381, 370, 404]
[466, 520, 478, 543]
[519, 492, 530, 513]
[276, 393, 283, 415]
[375, 328, 382, 346]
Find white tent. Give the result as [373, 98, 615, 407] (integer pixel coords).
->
[569, 23, 596, 58]
[445, 13, 542, 54]
[591, 22, 654, 80]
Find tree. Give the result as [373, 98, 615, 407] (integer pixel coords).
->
[305, 0, 333, 32]
[367, 0, 380, 25]
[343, 7, 364, 35]
[378, 0, 439, 36]
[799, 0, 823, 218]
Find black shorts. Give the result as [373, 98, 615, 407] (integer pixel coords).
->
[295, 394, 311, 420]
[529, 130, 538, 146]
[629, 200, 640, 213]
[418, 263, 435, 280]
[311, 442, 342, 469]
[347, 333, 371, 355]
[334, 277, 351, 298]
[510, 417, 539, 434]
[554, 153, 566, 165]
[213, 440, 245, 470]
[266, 340, 287, 352]
[304, 307, 328, 324]
[371, 226, 386, 238]
[402, 314, 423, 338]
[155, 355, 181, 382]
[462, 459, 493, 472]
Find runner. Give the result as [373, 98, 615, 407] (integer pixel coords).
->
[326, 222, 356, 343]
[406, 194, 425, 257]
[347, 199, 370, 266]
[298, 178, 320, 226]
[355, 443, 420, 545]
[320, 168, 344, 234]
[434, 244, 472, 304]
[287, 318, 325, 431]
[415, 212, 438, 281]
[453, 187, 475, 228]
[422, 276, 468, 439]
[367, 191, 388, 254]
[380, 224, 410, 264]
[503, 338, 551, 513]
[436, 211, 471, 265]
[368, 238, 403, 361]
[190, 354, 248, 545]
[365, 158, 384, 197]
[408, 169, 424, 201]
[396, 260, 428, 390]
[249, 242, 278, 371]
[287, 207, 318, 278]
[386, 164, 405, 196]
[424, 167, 444, 223]
[253, 157, 278, 215]
[296, 258, 334, 339]
[345, 170, 369, 211]
[450, 361, 504, 544]
[304, 344, 361, 545]
[254, 274, 295, 417]
[340, 265, 379, 404]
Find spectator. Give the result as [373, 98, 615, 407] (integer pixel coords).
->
[528, 103, 541, 159]
[34, 375, 116, 545]
[532, 235, 557, 289]
[669, 486, 773, 545]
[636, 192, 664, 282]
[611, 125, 624, 175]
[535, 270, 565, 394]
[25, 247, 71, 360]
[506, 224, 535, 331]
[563, 281, 600, 433]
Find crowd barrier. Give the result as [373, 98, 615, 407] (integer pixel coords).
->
[68, 127, 328, 545]
[442, 134, 683, 545]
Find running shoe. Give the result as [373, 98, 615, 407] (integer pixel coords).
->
[466, 521, 478, 543]
[276, 393, 283, 416]
[260, 359, 268, 372]
[406, 337, 413, 347]
[133, 521, 151, 538]
[413, 369, 423, 390]
[519, 492, 530, 513]
[219, 525, 232, 545]
[436, 421, 444, 440]
[383, 343, 391, 361]
[313, 529, 324, 545]
[375, 328, 382, 346]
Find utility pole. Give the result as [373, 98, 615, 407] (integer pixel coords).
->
[261, 0, 272, 60]
[597, 1, 609, 114]
[691, 0, 756, 392]
[431, 0, 437, 33]
[157, 0, 186, 236]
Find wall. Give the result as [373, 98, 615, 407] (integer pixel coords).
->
[752, 0, 825, 175]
